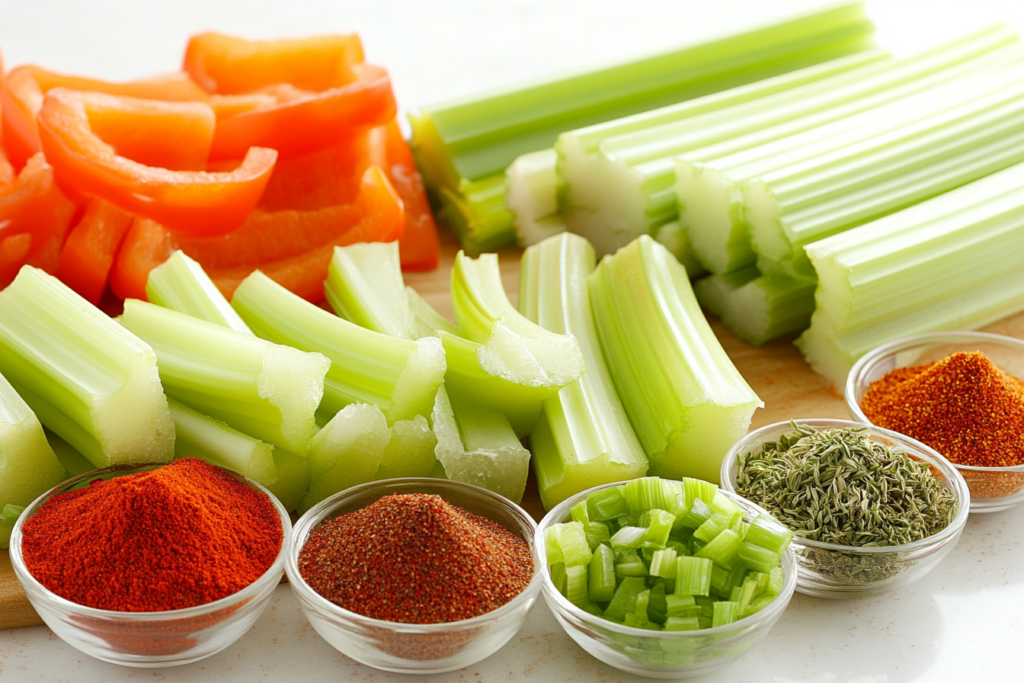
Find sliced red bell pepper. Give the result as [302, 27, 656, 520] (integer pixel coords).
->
[0, 66, 207, 170]
[109, 216, 174, 301]
[37, 88, 276, 237]
[56, 199, 134, 304]
[370, 120, 440, 271]
[184, 33, 365, 94]
[257, 132, 370, 211]
[0, 144, 15, 189]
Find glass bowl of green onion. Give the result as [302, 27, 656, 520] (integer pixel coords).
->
[537, 477, 797, 679]
[721, 419, 970, 600]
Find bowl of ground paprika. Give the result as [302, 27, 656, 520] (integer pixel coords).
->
[9, 458, 291, 667]
[847, 331, 1024, 513]
[286, 477, 542, 674]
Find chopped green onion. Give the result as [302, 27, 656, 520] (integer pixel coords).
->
[675, 556, 713, 596]
[650, 548, 678, 578]
[587, 487, 630, 522]
[1, 503, 25, 550]
[145, 250, 252, 335]
[696, 529, 743, 569]
[712, 601, 741, 627]
[264, 448, 310, 512]
[588, 544, 617, 603]
[0, 369, 66, 515]
[604, 576, 647, 621]
[168, 398, 276, 486]
[546, 521, 593, 567]
[566, 565, 589, 607]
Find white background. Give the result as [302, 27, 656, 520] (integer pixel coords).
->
[3, 1, 1024, 682]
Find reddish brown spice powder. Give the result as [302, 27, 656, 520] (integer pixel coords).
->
[297, 493, 533, 624]
[861, 352, 1024, 468]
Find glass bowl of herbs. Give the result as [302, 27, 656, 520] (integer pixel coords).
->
[846, 331, 1024, 514]
[721, 419, 969, 599]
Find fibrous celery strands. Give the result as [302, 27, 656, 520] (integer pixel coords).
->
[520, 233, 648, 509]
[168, 398, 277, 486]
[694, 268, 816, 346]
[0, 370, 65, 516]
[325, 242, 416, 340]
[0, 267, 174, 467]
[146, 251, 253, 335]
[589, 236, 761, 482]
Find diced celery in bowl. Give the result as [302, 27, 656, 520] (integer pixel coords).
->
[537, 476, 796, 679]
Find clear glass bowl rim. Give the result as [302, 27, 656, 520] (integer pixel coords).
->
[9, 461, 293, 621]
[284, 476, 544, 633]
[536, 480, 798, 640]
[721, 418, 971, 555]
[845, 330, 1024, 475]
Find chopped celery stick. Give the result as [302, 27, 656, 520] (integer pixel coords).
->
[640, 509, 675, 548]
[589, 545, 617, 603]
[675, 556, 713, 596]
[664, 616, 702, 632]
[610, 527, 646, 550]
[550, 562, 568, 596]
[729, 586, 744, 602]
[1, 504, 25, 549]
[679, 498, 713, 529]
[376, 415, 438, 480]
[665, 594, 697, 618]
[586, 522, 611, 551]
[604, 576, 648, 621]
[45, 429, 93, 478]
[769, 567, 785, 596]
[232, 271, 445, 425]
[744, 594, 776, 618]
[521, 234, 648, 508]
[736, 520, 750, 539]
[407, 287, 460, 338]
[325, 242, 415, 340]
[168, 398, 276, 486]
[299, 403, 391, 513]
[694, 512, 740, 543]
[650, 549, 678, 578]
[621, 477, 675, 516]
[121, 300, 327, 457]
[435, 175, 518, 256]
[654, 221, 707, 279]
[566, 565, 589, 607]
[710, 491, 741, 516]
[694, 268, 817, 345]
[633, 589, 651, 621]
[751, 571, 771, 597]
[712, 601, 741, 627]
[546, 521, 592, 567]
[710, 565, 729, 596]
[797, 160, 1024, 386]
[0, 370, 66, 513]
[738, 577, 760, 612]
[0, 267, 174, 467]
[145, 251, 252, 335]
[264, 448, 310, 512]
[647, 583, 668, 624]
[616, 513, 640, 529]
[587, 487, 630, 522]
[685, 478, 718, 506]
[725, 564, 749, 596]
[571, 500, 590, 525]
[623, 612, 660, 631]
[696, 529, 743, 569]
[589, 238, 762, 482]
[746, 515, 794, 554]
[615, 550, 649, 578]
[506, 150, 567, 248]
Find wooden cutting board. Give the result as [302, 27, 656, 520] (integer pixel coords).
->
[4, 234, 1024, 629]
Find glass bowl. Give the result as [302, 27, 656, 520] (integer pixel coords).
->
[846, 331, 1024, 513]
[537, 483, 797, 680]
[285, 478, 542, 674]
[721, 419, 970, 599]
[9, 462, 291, 668]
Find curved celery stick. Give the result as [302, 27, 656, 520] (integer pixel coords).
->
[120, 300, 328, 457]
[0, 267, 174, 467]
[1, 504, 25, 549]
[45, 429, 94, 478]
[407, 287, 460, 339]
[589, 237, 762, 482]
[376, 415, 437, 480]
[325, 242, 415, 340]
[168, 398, 277, 486]
[145, 251, 252, 335]
[520, 233, 648, 509]
[232, 271, 446, 425]
[506, 149, 567, 248]
[0, 370, 66, 514]
[265, 449, 310, 512]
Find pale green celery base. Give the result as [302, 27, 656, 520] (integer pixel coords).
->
[45, 429, 94, 478]
[407, 287, 460, 339]
[694, 269, 816, 345]
[677, 163, 755, 275]
[265, 449, 310, 512]
[0, 374, 66, 510]
[387, 337, 446, 424]
[507, 149, 568, 248]
[326, 242, 415, 340]
[437, 176, 517, 255]
[432, 388, 530, 504]
[563, 155, 651, 258]
[146, 250, 252, 335]
[649, 402, 760, 484]
[169, 398, 277, 486]
[1, 504, 24, 549]
[376, 415, 438, 480]
[655, 221, 708, 278]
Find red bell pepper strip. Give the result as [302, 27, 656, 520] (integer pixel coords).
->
[0, 144, 15, 189]
[56, 199, 134, 304]
[37, 88, 277, 237]
[257, 132, 370, 211]
[0, 66, 207, 170]
[109, 217, 174, 301]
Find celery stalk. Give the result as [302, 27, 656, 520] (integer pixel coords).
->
[589, 544, 617, 603]
[654, 221, 707, 279]
[232, 271, 446, 425]
[120, 299, 328, 457]
[145, 251, 252, 335]
[325, 243, 415, 340]
[376, 415, 438, 480]
[264, 448, 310, 512]
[434, 176, 518, 255]
[407, 288, 460, 338]
[520, 234, 648, 509]
[46, 429, 94, 478]
[694, 268, 816, 345]
[588, 237, 761, 482]
[797, 160, 1024, 387]
[0, 267, 175, 467]
[168, 398, 277, 486]
[1, 504, 25, 549]
[506, 150, 567, 248]
[0, 370, 65, 514]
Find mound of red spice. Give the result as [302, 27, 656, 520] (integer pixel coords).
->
[297, 493, 533, 624]
[861, 351, 1024, 468]
[20, 458, 283, 612]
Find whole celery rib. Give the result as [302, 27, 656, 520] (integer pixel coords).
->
[520, 234, 648, 509]
[694, 269, 816, 345]
[589, 236, 761, 482]
[798, 162, 1024, 387]
[120, 300, 328, 457]
[168, 398, 277, 486]
[0, 267, 174, 467]
[146, 251, 252, 335]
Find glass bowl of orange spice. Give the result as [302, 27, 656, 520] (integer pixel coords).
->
[846, 331, 1024, 514]
[9, 459, 292, 667]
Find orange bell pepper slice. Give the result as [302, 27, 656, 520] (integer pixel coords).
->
[0, 154, 78, 288]
[0, 65, 207, 170]
[184, 33, 365, 94]
[257, 132, 371, 211]
[0, 144, 15, 189]
[56, 199, 134, 304]
[37, 88, 277, 237]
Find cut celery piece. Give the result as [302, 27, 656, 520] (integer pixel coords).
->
[121, 299, 327, 457]
[679, 498, 713, 530]
[588, 544, 615, 603]
[546, 521, 592, 567]
[375, 415, 438, 480]
[587, 487, 630, 522]
[615, 548, 649, 579]
[694, 513, 740, 544]
[566, 565, 589, 607]
[0, 267, 174, 467]
[521, 234, 648, 509]
[300, 403, 391, 513]
[696, 529, 743, 569]
[264, 448, 310, 512]
[585, 522, 611, 551]
[633, 589, 651, 622]
[798, 160, 1024, 386]
[620, 475, 675, 517]
[675, 556, 713, 596]
[665, 594, 696, 618]
[738, 543, 779, 576]
[0, 370, 66, 514]
[746, 515, 794, 554]
[407, 288, 460, 339]
[768, 567, 785, 596]
[507, 149, 567, 248]
[610, 527, 647, 550]
[712, 601, 741, 627]
[737, 577, 760, 612]
[325, 242, 415, 340]
[604, 576, 648, 621]
[1, 503, 25, 549]
[694, 267, 817, 345]
[168, 398, 276, 486]
[571, 500, 590, 525]
[650, 549, 679, 578]
[684, 478, 718, 506]
[45, 429, 93, 478]
[145, 250, 252, 335]
[744, 594, 776, 618]
[710, 491, 742, 516]
[550, 562, 568, 596]
[434, 174, 518, 256]
[232, 271, 445, 425]
[647, 583, 668, 625]
[664, 616, 702, 632]
[589, 237, 761, 482]
[640, 510, 675, 548]
[654, 221, 707, 279]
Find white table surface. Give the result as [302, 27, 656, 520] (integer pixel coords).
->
[3, 1, 1024, 681]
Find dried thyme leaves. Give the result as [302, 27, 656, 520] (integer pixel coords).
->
[736, 423, 957, 547]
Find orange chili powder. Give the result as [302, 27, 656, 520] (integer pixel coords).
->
[861, 351, 1024, 468]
